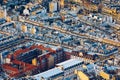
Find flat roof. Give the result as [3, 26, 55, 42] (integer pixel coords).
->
[56, 59, 83, 70]
[33, 68, 63, 80]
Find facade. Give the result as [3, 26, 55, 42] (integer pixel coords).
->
[0, 0, 120, 79]
[49, 1, 58, 12]
[33, 59, 84, 80]
[56, 59, 84, 80]
[33, 68, 64, 80]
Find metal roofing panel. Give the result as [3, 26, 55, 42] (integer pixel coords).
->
[56, 59, 83, 70]
[34, 68, 63, 80]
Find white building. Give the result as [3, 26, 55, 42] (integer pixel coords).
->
[49, 1, 58, 12]
[33, 59, 84, 80]
[33, 68, 64, 80]
[56, 59, 84, 79]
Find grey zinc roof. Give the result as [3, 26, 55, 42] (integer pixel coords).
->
[33, 68, 63, 80]
[56, 59, 83, 70]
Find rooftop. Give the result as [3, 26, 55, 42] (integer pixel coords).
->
[56, 59, 83, 70]
[33, 68, 63, 80]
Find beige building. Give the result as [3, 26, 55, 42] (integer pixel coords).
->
[0, 8, 4, 18]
